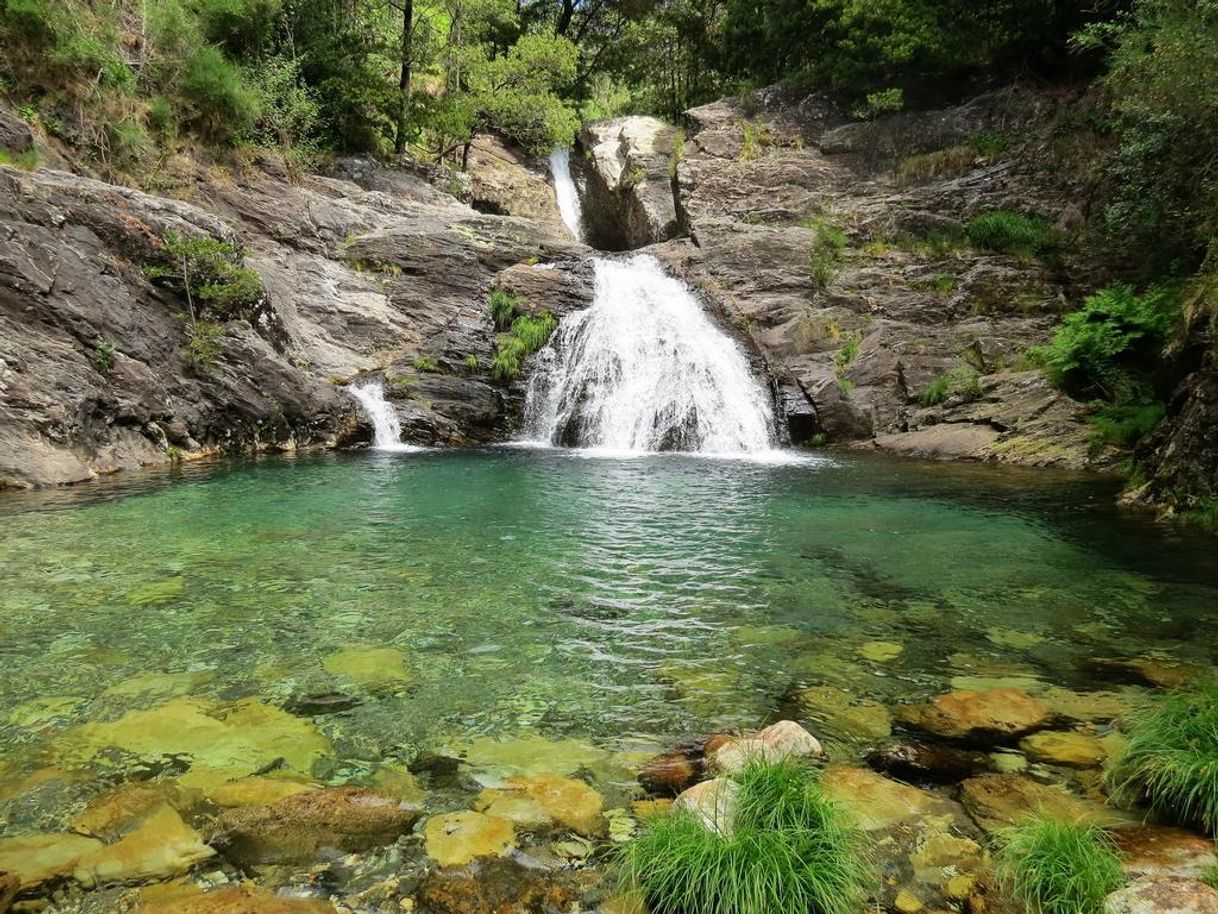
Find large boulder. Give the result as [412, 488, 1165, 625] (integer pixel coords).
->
[464, 135, 564, 226]
[896, 688, 1052, 744]
[578, 117, 680, 250]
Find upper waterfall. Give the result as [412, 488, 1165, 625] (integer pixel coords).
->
[524, 255, 777, 454]
[349, 382, 421, 452]
[549, 148, 584, 241]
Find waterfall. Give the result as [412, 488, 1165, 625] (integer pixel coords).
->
[524, 255, 777, 454]
[349, 382, 420, 452]
[549, 148, 584, 241]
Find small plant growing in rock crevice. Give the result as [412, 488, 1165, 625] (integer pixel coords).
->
[620, 759, 871, 914]
[1109, 683, 1218, 834]
[489, 287, 525, 330]
[806, 215, 847, 287]
[967, 210, 1059, 259]
[996, 818, 1125, 914]
[91, 339, 117, 376]
[412, 355, 440, 373]
[491, 312, 557, 382]
[920, 365, 983, 406]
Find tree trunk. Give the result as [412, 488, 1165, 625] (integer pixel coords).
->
[555, 0, 575, 36]
[394, 0, 415, 156]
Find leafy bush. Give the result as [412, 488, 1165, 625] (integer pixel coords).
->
[147, 232, 265, 321]
[967, 210, 1056, 258]
[491, 312, 558, 382]
[851, 87, 903, 120]
[1109, 683, 1218, 834]
[1035, 283, 1178, 399]
[186, 320, 224, 372]
[1087, 401, 1165, 447]
[620, 759, 871, 914]
[91, 340, 117, 376]
[179, 45, 260, 137]
[996, 818, 1125, 914]
[920, 366, 983, 406]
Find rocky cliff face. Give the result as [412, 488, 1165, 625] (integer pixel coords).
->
[582, 86, 1113, 466]
[0, 152, 590, 488]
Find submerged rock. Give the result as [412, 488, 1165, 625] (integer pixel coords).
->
[415, 856, 580, 914]
[959, 773, 1129, 832]
[896, 688, 1052, 743]
[821, 767, 954, 832]
[133, 884, 336, 913]
[423, 811, 516, 867]
[204, 777, 317, 809]
[73, 781, 202, 840]
[637, 750, 700, 796]
[1113, 826, 1218, 881]
[1018, 730, 1107, 768]
[866, 743, 993, 784]
[321, 646, 412, 692]
[74, 803, 214, 887]
[0, 832, 103, 892]
[456, 734, 609, 779]
[792, 685, 893, 743]
[1105, 877, 1218, 914]
[209, 787, 421, 865]
[503, 775, 605, 837]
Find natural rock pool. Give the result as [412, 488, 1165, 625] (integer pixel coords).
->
[2, 448, 1217, 906]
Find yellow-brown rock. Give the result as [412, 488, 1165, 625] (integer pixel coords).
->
[423, 811, 516, 867]
[73, 804, 214, 887]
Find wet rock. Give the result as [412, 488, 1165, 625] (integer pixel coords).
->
[465, 135, 563, 225]
[1041, 687, 1137, 724]
[896, 688, 1052, 744]
[908, 830, 988, 885]
[959, 774, 1129, 832]
[133, 884, 336, 913]
[578, 117, 680, 250]
[866, 743, 994, 784]
[423, 811, 516, 868]
[1091, 657, 1202, 690]
[1112, 826, 1218, 881]
[283, 692, 362, 717]
[638, 751, 700, 796]
[504, 775, 605, 837]
[672, 777, 739, 836]
[792, 685, 893, 743]
[859, 641, 904, 663]
[1105, 877, 1218, 914]
[456, 735, 609, 779]
[204, 777, 317, 809]
[74, 804, 215, 887]
[210, 787, 422, 865]
[1018, 730, 1107, 768]
[0, 832, 103, 892]
[322, 646, 412, 692]
[473, 787, 552, 829]
[415, 856, 578, 914]
[0, 871, 17, 913]
[56, 697, 332, 790]
[73, 781, 202, 840]
[711, 720, 823, 773]
[630, 798, 673, 819]
[821, 767, 954, 831]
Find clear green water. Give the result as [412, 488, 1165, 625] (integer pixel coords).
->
[1, 449, 1216, 819]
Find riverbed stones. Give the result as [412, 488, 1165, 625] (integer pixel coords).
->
[0, 832, 103, 892]
[73, 781, 202, 839]
[423, 811, 516, 867]
[204, 777, 317, 809]
[209, 787, 422, 865]
[710, 720, 823, 773]
[1018, 730, 1107, 768]
[322, 646, 412, 692]
[456, 734, 608, 779]
[959, 774, 1128, 832]
[1105, 877, 1218, 914]
[415, 856, 579, 914]
[859, 641, 904, 662]
[55, 697, 332, 790]
[792, 685, 893, 742]
[866, 743, 993, 783]
[133, 884, 336, 913]
[73, 804, 214, 887]
[1112, 826, 1218, 881]
[672, 777, 739, 836]
[896, 688, 1052, 743]
[821, 767, 953, 831]
[638, 750, 699, 795]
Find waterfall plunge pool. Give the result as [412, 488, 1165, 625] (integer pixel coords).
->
[2, 447, 1216, 831]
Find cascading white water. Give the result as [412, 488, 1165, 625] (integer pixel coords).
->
[549, 148, 584, 241]
[524, 255, 777, 453]
[349, 382, 420, 452]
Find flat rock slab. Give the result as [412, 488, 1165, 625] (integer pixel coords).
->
[897, 688, 1051, 743]
[1113, 826, 1218, 881]
[1106, 877, 1218, 914]
[959, 773, 1130, 832]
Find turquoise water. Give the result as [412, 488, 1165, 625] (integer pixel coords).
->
[1, 449, 1216, 818]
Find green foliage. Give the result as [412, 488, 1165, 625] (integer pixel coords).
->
[1034, 283, 1179, 400]
[0, 147, 39, 169]
[412, 355, 439, 372]
[147, 232, 265, 321]
[996, 818, 1125, 914]
[186, 320, 224, 371]
[243, 54, 319, 153]
[0, 0, 132, 87]
[738, 122, 775, 162]
[806, 216, 847, 286]
[489, 287, 524, 331]
[1087, 401, 1165, 447]
[463, 355, 480, 371]
[851, 88, 903, 120]
[620, 759, 871, 914]
[833, 337, 860, 372]
[491, 312, 557, 382]
[1182, 500, 1218, 531]
[920, 365, 983, 406]
[1203, 865, 1218, 889]
[1109, 683, 1218, 834]
[967, 210, 1056, 258]
[91, 340, 117, 376]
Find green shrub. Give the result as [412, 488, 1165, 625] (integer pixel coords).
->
[1110, 683, 1218, 834]
[0, 148, 39, 170]
[996, 818, 1125, 914]
[91, 340, 117, 376]
[1182, 500, 1218, 531]
[147, 232, 265, 321]
[834, 337, 860, 372]
[1087, 401, 1165, 447]
[920, 365, 983, 406]
[179, 45, 260, 137]
[186, 320, 224, 372]
[1034, 283, 1178, 400]
[1203, 865, 1218, 889]
[489, 288, 524, 331]
[967, 210, 1056, 258]
[463, 355, 479, 372]
[620, 759, 871, 914]
[491, 312, 558, 382]
[851, 87, 903, 120]
[412, 355, 439, 373]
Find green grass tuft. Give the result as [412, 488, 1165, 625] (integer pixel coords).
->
[920, 365, 983, 406]
[1109, 683, 1218, 834]
[491, 311, 557, 382]
[967, 210, 1058, 258]
[489, 287, 524, 331]
[996, 818, 1125, 914]
[620, 759, 871, 914]
[1087, 401, 1165, 447]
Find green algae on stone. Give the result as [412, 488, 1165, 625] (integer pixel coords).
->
[126, 579, 186, 606]
[322, 646, 412, 692]
[859, 641, 904, 663]
[457, 734, 609, 779]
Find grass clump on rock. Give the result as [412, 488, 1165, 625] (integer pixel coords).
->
[620, 759, 870, 914]
[1109, 683, 1218, 834]
[967, 210, 1057, 259]
[996, 818, 1124, 914]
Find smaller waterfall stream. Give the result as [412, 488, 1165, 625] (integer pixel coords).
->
[549, 148, 584, 240]
[349, 383, 420, 452]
